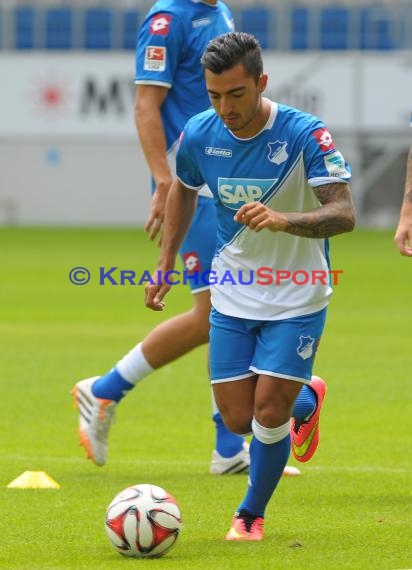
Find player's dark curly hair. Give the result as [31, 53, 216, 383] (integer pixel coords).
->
[201, 32, 263, 82]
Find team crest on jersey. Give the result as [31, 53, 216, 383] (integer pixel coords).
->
[296, 336, 315, 360]
[150, 14, 172, 35]
[183, 252, 201, 273]
[267, 141, 288, 165]
[218, 178, 278, 210]
[144, 46, 166, 71]
[313, 128, 335, 152]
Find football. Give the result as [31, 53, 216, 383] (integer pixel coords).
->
[105, 483, 182, 558]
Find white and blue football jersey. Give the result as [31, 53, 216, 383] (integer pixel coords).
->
[135, 0, 234, 155]
[176, 100, 352, 320]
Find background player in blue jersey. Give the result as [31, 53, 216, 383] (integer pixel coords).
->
[146, 32, 355, 540]
[395, 145, 412, 256]
[72, 0, 252, 475]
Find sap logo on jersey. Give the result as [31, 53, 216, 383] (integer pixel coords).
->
[218, 178, 277, 210]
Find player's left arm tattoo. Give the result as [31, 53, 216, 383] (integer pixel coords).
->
[402, 146, 412, 206]
[284, 182, 355, 238]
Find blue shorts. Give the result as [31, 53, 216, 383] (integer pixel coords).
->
[209, 307, 327, 384]
[178, 195, 216, 293]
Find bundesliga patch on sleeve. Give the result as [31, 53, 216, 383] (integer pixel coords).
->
[312, 128, 335, 152]
[324, 151, 350, 178]
[150, 14, 172, 35]
[144, 46, 166, 71]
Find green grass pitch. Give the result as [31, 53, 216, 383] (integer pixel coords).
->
[1, 227, 411, 570]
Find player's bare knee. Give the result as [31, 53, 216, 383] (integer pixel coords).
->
[220, 411, 252, 435]
[226, 420, 252, 435]
[196, 318, 211, 343]
[254, 401, 291, 428]
[184, 308, 210, 343]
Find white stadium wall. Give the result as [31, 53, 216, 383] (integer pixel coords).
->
[0, 52, 410, 226]
[0, 139, 148, 225]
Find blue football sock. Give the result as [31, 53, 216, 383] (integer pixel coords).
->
[91, 367, 134, 402]
[292, 384, 317, 420]
[213, 413, 245, 458]
[238, 433, 290, 517]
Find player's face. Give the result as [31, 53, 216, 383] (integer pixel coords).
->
[205, 63, 268, 138]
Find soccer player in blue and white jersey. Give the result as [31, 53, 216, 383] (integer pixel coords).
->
[146, 32, 355, 540]
[395, 145, 412, 256]
[72, 0, 252, 475]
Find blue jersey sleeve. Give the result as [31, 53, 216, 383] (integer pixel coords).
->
[176, 127, 205, 190]
[303, 124, 351, 186]
[135, 10, 185, 86]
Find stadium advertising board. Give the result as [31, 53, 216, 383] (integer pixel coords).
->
[0, 52, 410, 137]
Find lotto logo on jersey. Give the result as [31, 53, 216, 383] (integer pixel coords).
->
[218, 178, 278, 210]
[150, 14, 172, 35]
[183, 252, 201, 273]
[205, 146, 232, 158]
[144, 46, 166, 71]
[313, 128, 335, 152]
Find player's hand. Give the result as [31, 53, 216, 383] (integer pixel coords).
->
[234, 202, 288, 233]
[144, 273, 171, 311]
[144, 179, 172, 242]
[394, 222, 412, 256]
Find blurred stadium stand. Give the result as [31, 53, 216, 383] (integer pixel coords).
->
[239, 7, 271, 50]
[83, 8, 113, 50]
[14, 6, 36, 49]
[0, 1, 411, 51]
[45, 7, 73, 49]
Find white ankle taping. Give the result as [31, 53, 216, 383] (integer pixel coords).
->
[252, 417, 291, 445]
[116, 342, 154, 384]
